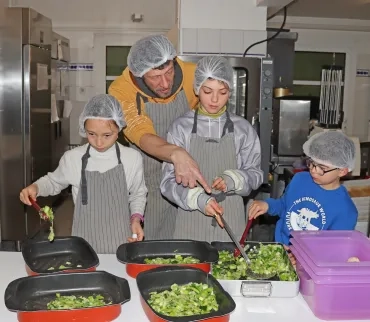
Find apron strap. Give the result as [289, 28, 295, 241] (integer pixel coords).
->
[81, 145, 91, 205]
[81, 143, 122, 205]
[191, 108, 199, 134]
[135, 92, 149, 115]
[192, 109, 234, 136]
[221, 110, 234, 137]
[115, 142, 122, 164]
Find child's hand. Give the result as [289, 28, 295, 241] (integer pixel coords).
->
[248, 200, 269, 219]
[20, 184, 39, 206]
[128, 218, 144, 242]
[212, 177, 227, 192]
[284, 245, 296, 267]
[204, 198, 224, 227]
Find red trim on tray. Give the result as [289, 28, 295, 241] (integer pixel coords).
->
[17, 304, 121, 322]
[140, 296, 230, 322]
[126, 263, 211, 278]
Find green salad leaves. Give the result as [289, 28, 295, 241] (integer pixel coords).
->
[212, 244, 298, 281]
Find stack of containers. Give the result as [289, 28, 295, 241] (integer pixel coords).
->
[289, 230, 370, 320]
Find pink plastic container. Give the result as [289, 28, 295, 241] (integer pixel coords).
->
[290, 231, 370, 320]
[291, 231, 370, 269]
[290, 238, 370, 276]
[292, 245, 370, 320]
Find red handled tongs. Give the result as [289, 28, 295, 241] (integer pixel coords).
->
[30, 199, 49, 221]
[233, 219, 254, 257]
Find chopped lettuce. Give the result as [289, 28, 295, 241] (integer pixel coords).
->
[212, 244, 298, 281]
[47, 293, 111, 310]
[148, 283, 218, 317]
[144, 254, 200, 264]
[40, 206, 55, 242]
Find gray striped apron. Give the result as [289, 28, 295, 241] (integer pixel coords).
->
[72, 143, 131, 254]
[134, 90, 189, 240]
[174, 110, 245, 242]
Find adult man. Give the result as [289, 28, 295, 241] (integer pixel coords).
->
[109, 35, 211, 240]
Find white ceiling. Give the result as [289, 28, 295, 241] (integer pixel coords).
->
[274, 0, 370, 20]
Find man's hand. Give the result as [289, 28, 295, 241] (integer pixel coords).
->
[171, 148, 211, 193]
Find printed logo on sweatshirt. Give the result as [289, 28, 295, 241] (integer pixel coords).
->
[286, 197, 327, 231]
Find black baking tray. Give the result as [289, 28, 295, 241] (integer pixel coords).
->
[211, 241, 295, 281]
[117, 239, 219, 263]
[4, 270, 131, 311]
[136, 266, 236, 322]
[22, 236, 99, 274]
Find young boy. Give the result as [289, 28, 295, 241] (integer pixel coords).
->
[20, 94, 148, 253]
[249, 131, 358, 247]
[160, 56, 263, 242]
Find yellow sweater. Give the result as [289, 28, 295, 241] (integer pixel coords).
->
[108, 58, 199, 147]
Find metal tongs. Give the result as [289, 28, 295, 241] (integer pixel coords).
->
[30, 199, 49, 221]
[221, 216, 275, 280]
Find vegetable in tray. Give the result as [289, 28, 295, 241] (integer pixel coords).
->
[40, 206, 55, 242]
[144, 254, 200, 264]
[212, 244, 298, 281]
[47, 262, 83, 271]
[148, 282, 218, 317]
[47, 293, 111, 310]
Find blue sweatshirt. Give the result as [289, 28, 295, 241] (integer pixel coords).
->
[266, 172, 358, 245]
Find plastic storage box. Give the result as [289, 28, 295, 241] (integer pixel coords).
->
[290, 231, 370, 320]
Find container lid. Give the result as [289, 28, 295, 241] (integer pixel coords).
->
[291, 245, 370, 284]
[290, 239, 370, 276]
[290, 231, 370, 269]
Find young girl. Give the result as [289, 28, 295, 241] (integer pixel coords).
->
[20, 94, 148, 253]
[160, 56, 263, 242]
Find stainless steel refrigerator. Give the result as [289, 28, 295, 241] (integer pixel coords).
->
[51, 31, 71, 170]
[0, 7, 54, 246]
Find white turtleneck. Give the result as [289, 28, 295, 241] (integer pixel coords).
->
[35, 143, 147, 215]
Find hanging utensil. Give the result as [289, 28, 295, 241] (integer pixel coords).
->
[233, 219, 254, 257]
[30, 199, 49, 221]
[221, 216, 275, 280]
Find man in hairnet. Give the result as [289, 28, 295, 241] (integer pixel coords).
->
[160, 56, 263, 242]
[20, 94, 148, 253]
[249, 131, 358, 247]
[109, 35, 210, 240]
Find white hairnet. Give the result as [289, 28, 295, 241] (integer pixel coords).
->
[79, 94, 126, 137]
[303, 131, 356, 171]
[127, 35, 176, 78]
[194, 56, 234, 95]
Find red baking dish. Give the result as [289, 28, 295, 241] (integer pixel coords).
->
[22, 236, 99, 276]
[116, 239, 219, 278]
[136, 266, 236, 322]
[4, 270, 130, 322]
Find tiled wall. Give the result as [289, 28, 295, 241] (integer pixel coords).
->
[68, 47, 95, 102]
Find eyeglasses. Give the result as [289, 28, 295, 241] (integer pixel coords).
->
[306, 158, 339, 176]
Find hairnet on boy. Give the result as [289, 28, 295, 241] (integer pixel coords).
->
[127, 35, 177, 78]
[194, 56, 234, 95]
[79, 94, 126, 137]
[303, 131, 355, 171]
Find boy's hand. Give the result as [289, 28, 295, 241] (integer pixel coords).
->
[212, 177, 227, 192]
[127, 218, 144, 242]
[20, 184, 39, 206]
[204, 199, 224, 227]
[284, 245, 296, 267]
[248, 200, 269, 219]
